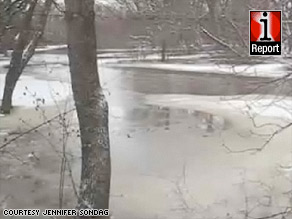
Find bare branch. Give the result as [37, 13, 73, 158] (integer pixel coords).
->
[0, 108, 76, 150]
[222, 122, 292, 154]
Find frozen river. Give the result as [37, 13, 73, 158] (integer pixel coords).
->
[0, 53, 292, 219]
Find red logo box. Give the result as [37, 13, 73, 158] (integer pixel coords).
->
[250, 11, 281, 56]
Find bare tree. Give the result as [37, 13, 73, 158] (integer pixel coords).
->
[1, 0, 52, 114]
[1, 0, 38, 114]
[64, 0, 111, 217]
[0, 0, 30, 54]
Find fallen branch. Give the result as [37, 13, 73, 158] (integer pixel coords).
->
[200, 25, 245, 57]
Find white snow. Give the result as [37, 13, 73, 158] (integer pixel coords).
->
[35, 45, 67, 52]
[0, 59, 10, 68]
[100, 53, 212, 65]
[97, 53, 130, 58]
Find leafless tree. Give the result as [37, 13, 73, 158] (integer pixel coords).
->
[1, 0, 53, 114]
[1, 0, 38, 114]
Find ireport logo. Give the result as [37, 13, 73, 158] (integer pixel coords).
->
[249, 10, 282, 56]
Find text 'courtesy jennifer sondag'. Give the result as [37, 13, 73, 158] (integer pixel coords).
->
[2, 208, 110, 217]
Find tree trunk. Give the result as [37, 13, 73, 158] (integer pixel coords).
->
[0, 0, 4, 44]
[21, 0, 53, 71]
[206, 0, 220, 35]
[0, 0, 7, 55]
[64, 1, 111, 218]
[1, 0, 38, 114]
[161, 39, 166, 62]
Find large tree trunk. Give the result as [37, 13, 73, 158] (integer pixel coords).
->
[1, 0, 38, 114]
[64, 0, 111, 218]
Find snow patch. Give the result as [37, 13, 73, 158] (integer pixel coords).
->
[0, 74, 72, 108]
[35, 45, 67, 52]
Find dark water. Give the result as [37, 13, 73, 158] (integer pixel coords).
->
[106, 67, 292, 96]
